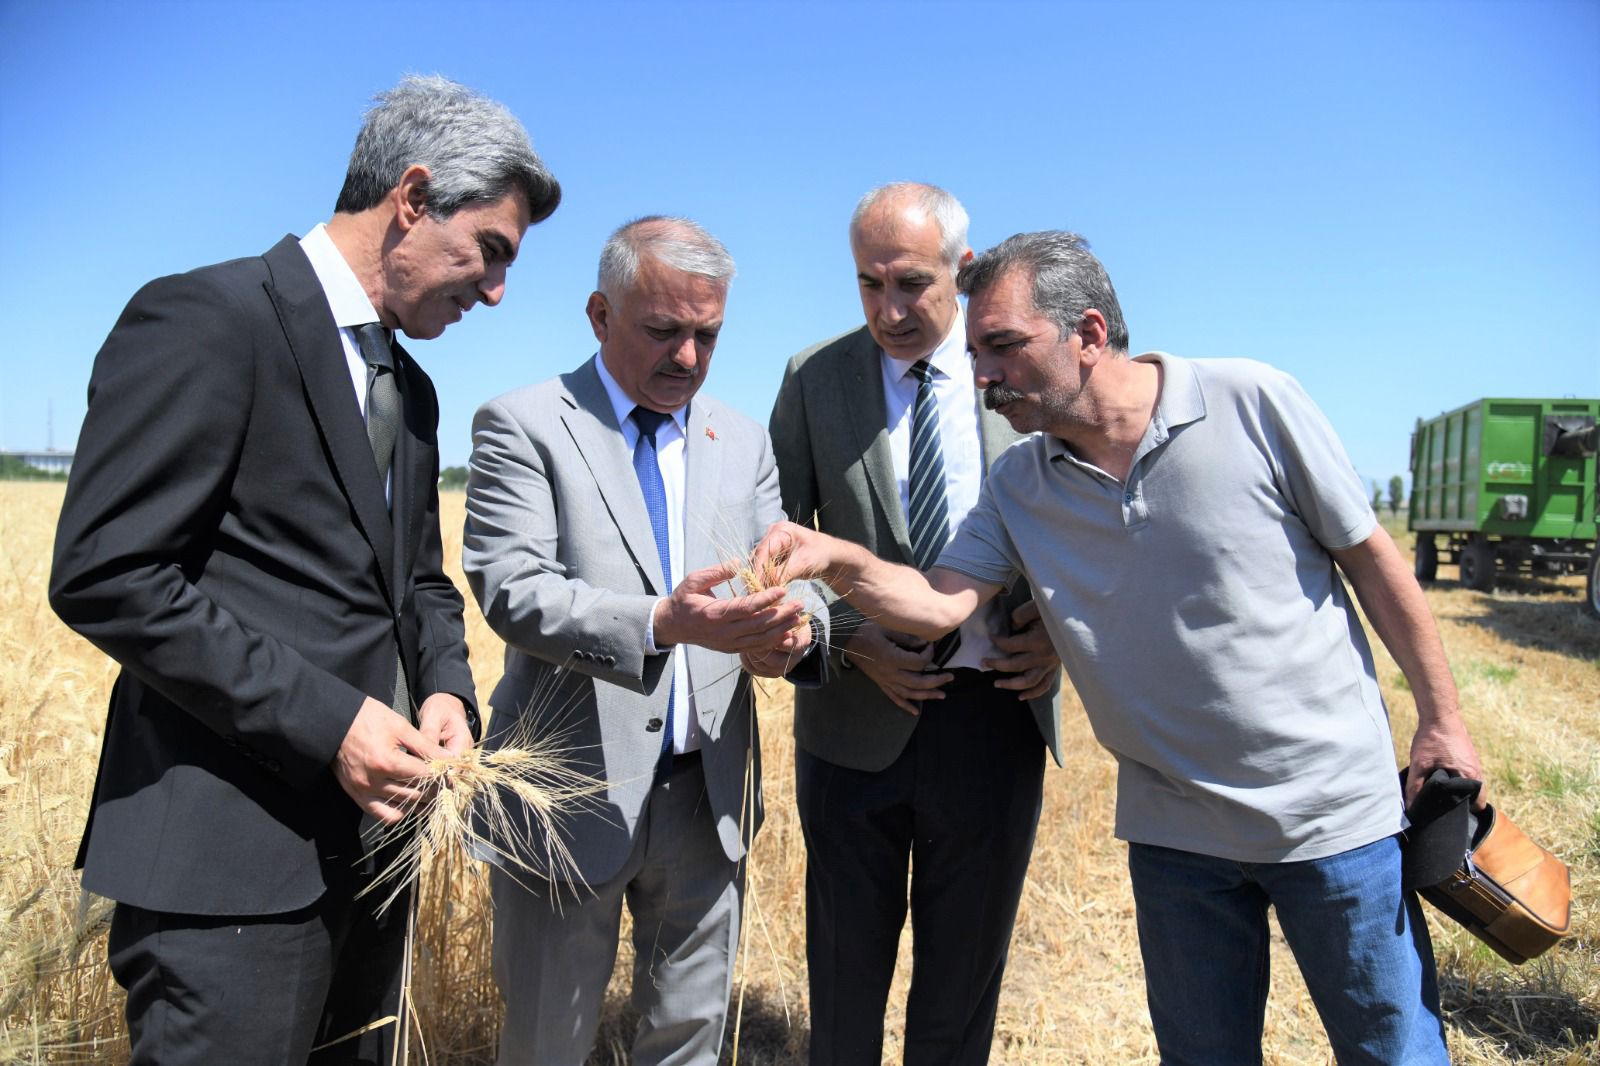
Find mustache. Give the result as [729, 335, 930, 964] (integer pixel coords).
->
[984, 383, 1025, 410]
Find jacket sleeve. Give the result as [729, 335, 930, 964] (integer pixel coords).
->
[767, 352, 864, 658]
[747, 414, 829, 686]
[48, 271, 366, 788]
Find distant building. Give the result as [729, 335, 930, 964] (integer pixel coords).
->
[2, 449, 74, 475]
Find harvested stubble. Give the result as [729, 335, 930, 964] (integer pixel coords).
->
[3, 487, 1596, 1064]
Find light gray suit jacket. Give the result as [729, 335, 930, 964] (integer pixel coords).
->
[769, 326, 1063, 772]
[464, 356, 823, 887]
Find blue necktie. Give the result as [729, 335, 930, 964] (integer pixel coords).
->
[907, 360, 961, 668]
[631, 407, 675, 756]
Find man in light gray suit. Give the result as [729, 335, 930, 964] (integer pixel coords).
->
[464, 216, 825, 1065]
[768, 183, 1062, 1065]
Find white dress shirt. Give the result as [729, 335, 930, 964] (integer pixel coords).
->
[299, 224, 392, 502]
[593, 353, 700, 754]
[879, 310, 1004, 670]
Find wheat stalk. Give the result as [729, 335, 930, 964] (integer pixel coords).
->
[357, 668, 608, 918]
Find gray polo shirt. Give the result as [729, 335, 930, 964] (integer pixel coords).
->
[939, 353, 1400, 863]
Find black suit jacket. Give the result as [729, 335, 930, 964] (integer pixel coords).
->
[50, 235, 477, 916]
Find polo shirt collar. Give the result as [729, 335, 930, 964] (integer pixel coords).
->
[1136, 351, 1206, 432]
[1043, 350, 1207, 464]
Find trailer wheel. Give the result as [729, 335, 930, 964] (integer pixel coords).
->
[1414, 536, 1438, 582]
[1460, 536, 1496, 592]
[1587, 553, 1599, 620]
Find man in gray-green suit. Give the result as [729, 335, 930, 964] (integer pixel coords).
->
[768, 183, 1063, 1065]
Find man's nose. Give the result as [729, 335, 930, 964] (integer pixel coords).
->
[878, 297, 908, 324]
[478, 264, 509, 307]
[671, 334, 698, 368]
[972, 354, 998, 387]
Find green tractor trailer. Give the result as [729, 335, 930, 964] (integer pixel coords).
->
[1408, 397, 1599, 616]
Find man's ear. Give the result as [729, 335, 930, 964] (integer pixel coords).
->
[1075, 309, 1111, 365]
[959, 248, 974, 268]
[585, 291, 611, 344]
[394, 164, 433, 231]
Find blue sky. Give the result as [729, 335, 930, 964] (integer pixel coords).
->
[2, 0, 1596, 490]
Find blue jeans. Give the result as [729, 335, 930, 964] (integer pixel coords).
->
[1127, 835, 1448, 1065]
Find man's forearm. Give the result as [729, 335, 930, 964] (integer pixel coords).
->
[814, 539, 968, 641]
[1332, 529, 1461, 724]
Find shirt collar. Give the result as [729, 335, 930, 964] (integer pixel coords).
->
[1133, 351, 1206, 431]
[881, 308, 968, 384]
[299, 223, 382, 328]
[593, 352, 688, 434]
[1044, 350, 1207, 463]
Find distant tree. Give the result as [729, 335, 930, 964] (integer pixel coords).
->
[1371, 480, 1382, 512]
[1388, 475, 1404, 515]
[0, 455, 68, 481]
[439, 465, 468, 490]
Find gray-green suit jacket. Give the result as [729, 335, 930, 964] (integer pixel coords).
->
[769, 326, 1062, 772]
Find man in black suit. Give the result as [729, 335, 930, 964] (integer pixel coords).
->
[48, 75, 560, 1065]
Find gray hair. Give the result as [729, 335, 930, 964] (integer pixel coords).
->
[334, 74, 561, 222]
[850, 182, 970, 275]
[957, 231, 1130, 353]
[597, 216, 736, 299]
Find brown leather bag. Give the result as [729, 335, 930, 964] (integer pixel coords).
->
[1418, 804, 1572, 965]
[1401, 768, 1572, 965]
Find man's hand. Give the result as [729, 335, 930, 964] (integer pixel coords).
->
[740, 618, 813, 678]
[417, 692, 473, 757]
[984, 600, 1060, 700]
[654, 562, 807, 654]
[752, 521, 843, 586]
[334, 697, 446, 825]
[1405, 715, 1487, 810]
[843, 622, 950, 715]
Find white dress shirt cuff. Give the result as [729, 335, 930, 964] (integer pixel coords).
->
[645, 596, 669, 655]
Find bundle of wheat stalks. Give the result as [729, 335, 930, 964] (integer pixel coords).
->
[359, 673, 605, 918]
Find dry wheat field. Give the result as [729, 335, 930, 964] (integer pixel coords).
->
[2, 481, 1596, 1064]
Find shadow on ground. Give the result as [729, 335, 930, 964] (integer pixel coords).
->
[584, 986, 808, 1065]
[1439, 946, 1600, 1060]
[1438, 585, 1600, 663]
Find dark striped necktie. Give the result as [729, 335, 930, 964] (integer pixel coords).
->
[907, 359, 960, 668]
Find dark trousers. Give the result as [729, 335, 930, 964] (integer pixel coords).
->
[107, 860, 410, 1066]
[797, 670, 1046, 1066]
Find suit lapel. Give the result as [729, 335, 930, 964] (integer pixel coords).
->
[682, 397, 725, 574]
[261, 237, 397, 601]
[389, 343, 431, 594]
[560, 359, 670, 594]
[838, 330, 913, 561]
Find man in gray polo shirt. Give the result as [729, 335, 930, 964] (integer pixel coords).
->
[751, 230, 1485, 1064]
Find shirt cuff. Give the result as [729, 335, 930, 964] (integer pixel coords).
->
[645, 597, 667, 655]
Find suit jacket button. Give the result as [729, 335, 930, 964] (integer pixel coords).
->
[646, 717, 663, 732]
